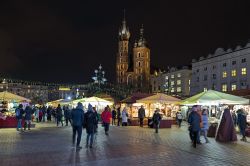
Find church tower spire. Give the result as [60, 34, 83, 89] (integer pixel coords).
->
[116, 10, 130, 84]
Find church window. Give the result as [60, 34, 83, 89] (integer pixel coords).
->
[138, 62, 141, 67]
[138, 52, 141, 58]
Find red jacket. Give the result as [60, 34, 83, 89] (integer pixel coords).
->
[101, 110, 111, 123]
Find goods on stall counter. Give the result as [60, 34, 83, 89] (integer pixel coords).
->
[0, 112, 7, 120]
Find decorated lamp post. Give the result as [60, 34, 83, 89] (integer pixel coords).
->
[92, 64, 107, 90]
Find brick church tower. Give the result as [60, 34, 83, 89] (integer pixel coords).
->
[116, 15, 150, 92]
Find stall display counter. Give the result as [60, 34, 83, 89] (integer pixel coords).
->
[0, 116, 24, 128]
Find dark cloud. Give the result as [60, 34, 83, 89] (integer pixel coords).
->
[0, 0, 250, 83]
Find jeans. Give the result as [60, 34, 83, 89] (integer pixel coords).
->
[178, 119, 182, 127]
[17, 119, 22, 130]
[72, 126, 82, 146]
[201, 129, 209, 142]
[65, 118, 71, 126]
[24, 120, 31, 130]
[112, 118, 116, 125]
[86, 133, 94, 146]
[239, 126, 246, 138]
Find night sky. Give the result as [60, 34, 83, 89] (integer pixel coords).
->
[0, 0, 250, 84]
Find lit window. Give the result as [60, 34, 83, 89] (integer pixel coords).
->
[171, 75, 174, 79]
[177, 73, 181, 77]
[204, 88, 207, 92]
[241, 68, 247, 75]
[177, 80, 181, 85]
[165, 76, 169, 80]
[188, 80, 190, 85]
[231, 70, 236, 77]
[231, 84, 237, 91]
[222, 71, 227, 78]
[222, 84, 227, 92]
[171, 88, 175, 92]
[171, 81, 175, 86]
[177, 87, 181, 92]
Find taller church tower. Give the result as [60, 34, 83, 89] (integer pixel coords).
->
[116, 14, 130, 84]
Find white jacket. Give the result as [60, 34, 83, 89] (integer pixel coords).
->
[122, 108, 128, 123]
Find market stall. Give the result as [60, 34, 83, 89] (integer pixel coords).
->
[120, 93, 153, 126]
[180, 90, 250, 137]
[0, 91, 31, 128]
[136, 93, 181, 128]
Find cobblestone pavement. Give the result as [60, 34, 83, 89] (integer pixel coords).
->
[0, 122, 250, 166]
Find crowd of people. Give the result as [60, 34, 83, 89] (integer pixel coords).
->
[14, 103, 249, 150]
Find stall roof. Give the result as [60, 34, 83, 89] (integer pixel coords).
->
[136, 93, 180, 104]
[120, 93, 153, 104]
[0, 91, 31, 102]
[180, 90, 250, 105]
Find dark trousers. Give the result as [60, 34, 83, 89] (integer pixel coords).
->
[117, 118, 121, 126]
[112, 118, 116, 125]
[178, 119, 182, 127]
[72, 125, 82, 146]
[86, 133, 94, 146]
[192, 130, 198, 148]
[104, 123, 110, 133]
[155, 123, 160, 133]
[65, 118, 71, 126]
[139, 118, 144, 127]
[57, 117, 63, 126]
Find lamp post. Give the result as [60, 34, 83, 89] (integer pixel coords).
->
[92, 64, 107, 91]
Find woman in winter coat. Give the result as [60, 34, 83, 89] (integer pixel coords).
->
[24, 106, 32, 130]
[121, 107, 128, 126]
[201, 109, 209, 143]
[84, 104, 97, 148]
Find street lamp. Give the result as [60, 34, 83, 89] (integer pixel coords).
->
[92, 64, 107, 90]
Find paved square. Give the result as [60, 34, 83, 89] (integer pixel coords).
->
[0, 122, 250, 166]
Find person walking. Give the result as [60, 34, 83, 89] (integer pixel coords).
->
[176, 112, 183, 127]
[101, 106, 112, 135]
[84, 104, 97, 148]
[138, 105, 145, 127]
[64, 105, 71, 126]
[56, 104, 63, 127]
[201, 109, 209, 143]
[122, 107, 128, 126]
[15, 104, 24, 132]
[111, 107, 117, 126]
[237, 109, 247, 142]
[46, 106, 52, 122]
[188, 106, 201, 148]
[24, 106, 32, 130]
[117, 106, 121, 126]
[41, 105, 46, 122]
[152, 108, 162, 133]
[71, 102, 84, 149]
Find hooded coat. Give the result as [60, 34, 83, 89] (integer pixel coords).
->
[216, 108, 237, 142]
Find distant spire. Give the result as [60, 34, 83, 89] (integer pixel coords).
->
[123, 9, 126, 22]
[140, 24, 144, 39]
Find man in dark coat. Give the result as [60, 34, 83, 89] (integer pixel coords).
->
[84, 104, 97, 148]
[71, 102, 84, 149]
[138, 105, 145, 127]
[111, 107, 117, 126]
[188, 106, 201, 148]
[15, 104, 24, 131]
[117, 106, 121, 126]
[152, 108, 162, 133]
[237, 109, 247, 142]
[64, 105, 71, 126]
[24, 106, 32, 130]
[216, 107, 237, 142]
[56, 104, 63, 127]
